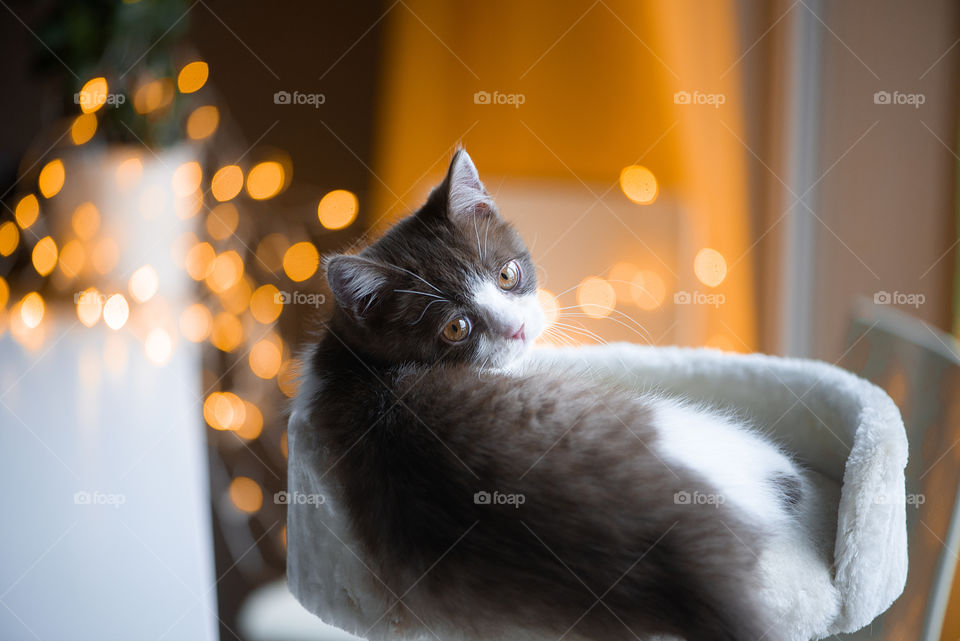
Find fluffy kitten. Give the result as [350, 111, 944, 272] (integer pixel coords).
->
[293, 150, 801, 641]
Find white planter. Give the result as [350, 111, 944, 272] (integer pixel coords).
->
[0, 145, 218, 641]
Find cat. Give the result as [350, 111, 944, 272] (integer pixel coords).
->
[292, 149, 805, 641]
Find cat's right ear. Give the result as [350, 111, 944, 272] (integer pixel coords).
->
[325, 255, 392, 320]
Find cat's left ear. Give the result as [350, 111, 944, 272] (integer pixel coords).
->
[325, 254, 394, 320]
[444, 149, 496, 221]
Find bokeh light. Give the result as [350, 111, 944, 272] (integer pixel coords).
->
[632, 270, 667, 310]
[206, 250, 244, 293]
[38, 159, 65, 198]
[172, 161, 203, 197]
[577, 276, 616, 318]
[219, 277, 252, 315]
[179, 303, 213, 342]
[15, 194, 39, 229]
[103, 294, 130, 330]
[76, 287, 102, 327]
[129, 265, 159, 302]
[249, 338, 282, 379]
[10, 302, 46, 350]
[206, 203, 239, 240]
[20, 292, 44, 328]
[58, 239, 85, 278]
[115, 157, 143, 189]
[0, 222, 19, 256]
[694, 248, 728, 287]
[186, 105, 219, 140]
[185, 242, 216, 280]
[78, 77, 108, 113]
[31, 236, 58, 277]
[133, 78, 174, 114]
[282, 241, 319, 282]
[619, 165, 658, 204]
[72, 202, 101, 239]
[70, 113, 97, 145]
[250, 284, 283, 324]
[211, 165, 243, 202]
[0, 276, 8, 310]
[229, 476, 262, 514]
[203, 391, 245, 430]
[236, 402, 264, 440]
[210, 312, 243, 352]
[245, 161, 284, 200]
[177, 61, 209, 94]
[317, 189, 359, 230]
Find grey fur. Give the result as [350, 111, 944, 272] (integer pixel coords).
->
[296, 151, 784, 641]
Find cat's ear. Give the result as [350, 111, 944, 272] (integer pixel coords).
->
[444, 149, 495, 221]
[325, 254, 392, 319]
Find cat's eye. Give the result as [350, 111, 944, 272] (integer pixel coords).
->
[498, 260, 521, 291]
[442, 317, 471, 342]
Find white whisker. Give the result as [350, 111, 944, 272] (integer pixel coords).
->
[549, 282, 583, 301]
[558, 312, 653, 345]
[410, 299, 446, 325]
[542, 326, 581, 347]
[382, 262, 446, 295]
[554, 306, 653, 339]
[550, 321, 609, 345]
[394, 289, 448, 301]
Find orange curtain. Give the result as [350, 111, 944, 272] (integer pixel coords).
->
[370, 0, 756, 350]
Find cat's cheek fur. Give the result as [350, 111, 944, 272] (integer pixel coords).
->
[470, 282, 545, 367]
[473, 281, 526, 336]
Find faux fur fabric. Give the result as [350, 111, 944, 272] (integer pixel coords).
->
[286, 344, 908, 641]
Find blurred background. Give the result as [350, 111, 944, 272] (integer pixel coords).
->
[0, 1, 958, 640]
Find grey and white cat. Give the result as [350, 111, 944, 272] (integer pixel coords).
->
[293, 150, 807, 641]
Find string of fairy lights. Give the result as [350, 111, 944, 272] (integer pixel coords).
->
[0, 58, 361, 522]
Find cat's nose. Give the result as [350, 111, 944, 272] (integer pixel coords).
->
[508, 323, 525, 341]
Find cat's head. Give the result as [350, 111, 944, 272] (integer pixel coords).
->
[324, 150, 544, 368]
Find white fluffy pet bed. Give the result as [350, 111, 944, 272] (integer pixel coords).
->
[287, 345, 908, 641]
